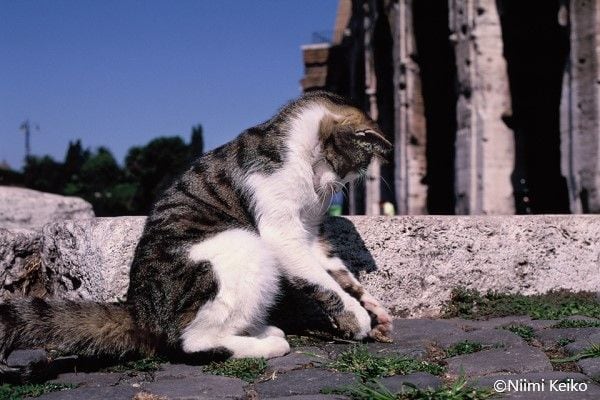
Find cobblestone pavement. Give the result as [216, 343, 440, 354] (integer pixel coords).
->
[7, 317, 600, 399]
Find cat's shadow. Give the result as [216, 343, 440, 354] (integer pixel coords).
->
[268, 216, 378, 336]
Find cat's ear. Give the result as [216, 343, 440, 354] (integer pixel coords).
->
[354, 129, 393, 158]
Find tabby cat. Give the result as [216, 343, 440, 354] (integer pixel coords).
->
[0, 91, 393, 364]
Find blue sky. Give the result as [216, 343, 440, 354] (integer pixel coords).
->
[0, 0, 337, 170]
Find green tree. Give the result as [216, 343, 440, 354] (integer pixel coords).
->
[18, 125, 206, 216]
[63, 139, 90, 183]
[65, 147, 136, 216]
[22, 155, 64, 194]
[189, 124, 204, 160]
[125, 137, 190, 214]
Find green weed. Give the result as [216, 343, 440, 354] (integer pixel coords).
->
[326, 377, 494, 400]
[552, 319, 600, 329]
[556, 338, 576, 347]
[328, 345, 444, 381]
[553, 343, 600, 364]
[0, 383, 73, 400]
[203, 357, 267, 382]
[443, 288, 600, 320]
[502, 324, 535, 342]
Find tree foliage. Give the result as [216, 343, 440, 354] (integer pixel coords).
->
[12, 125, 205, 216]
[125, 136, 191, 214]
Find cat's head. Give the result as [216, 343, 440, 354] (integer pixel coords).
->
[317, 104, 392, 183]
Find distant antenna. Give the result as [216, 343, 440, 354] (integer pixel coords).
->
[19, 119, 40, 159]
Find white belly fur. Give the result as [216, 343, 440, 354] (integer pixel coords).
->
[182, 229, 280, 347]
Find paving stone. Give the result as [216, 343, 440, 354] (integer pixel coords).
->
[438, 327, 525, 348]
[453, 317, 560, 331]
[446, 345, 552, 377]
[566, 316, 600, 323]
[291, 346, 330, 360]
[321, 342, 422, 360]
[442, 318, 479, 330]
[6, 349, 48, 368]
[31, 385, 138, 400]
[390, 319, 464, 344]
[458, 316, 534, 330]
[563, 341, 589, 355]
[267, 351, 324, 374]
[563, 333, 600, 355]
[535, 328, 600, 347]
[365, 341, 429, 359]
[48, 372, 123, 387]
[520, 320, 559, 330]
[255, 369, 356, 398]
[140, 374, 246, 399]
[154, 363, 205, 380]
[379, 372, 442, 393]
[578, 358, 600, 380]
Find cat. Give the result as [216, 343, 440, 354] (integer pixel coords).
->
[0, 91, 393, 365]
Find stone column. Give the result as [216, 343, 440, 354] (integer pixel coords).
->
[392, 0, 428, 215]
[450, 0, 514, 214]
[364, 0, 382, 215]
[561, 0, 600, 213]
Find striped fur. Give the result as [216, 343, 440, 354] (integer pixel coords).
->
[0, 91, 393, 363]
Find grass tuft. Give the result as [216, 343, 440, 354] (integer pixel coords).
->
[328, 345, 444, 380]
[445, 341, 483, 358]
[103, 356, 165, 373]
[556, 338, 575, 347]
[443, 288, 600, 320]
[502, 324, 534, 342]
[553, 343, 600, 364]
[203, 357, 267, 382]
[326, 377, 494, 400]
[552, 319, 600, 329]
[0, 383, 73, 400]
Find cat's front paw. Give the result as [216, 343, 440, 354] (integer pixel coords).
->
[360, 293, 393, 342]
[333, 301, 371, 340]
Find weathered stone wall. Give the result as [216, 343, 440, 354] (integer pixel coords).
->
[4, 216, 600, 318]
[450, 0, 514, 215]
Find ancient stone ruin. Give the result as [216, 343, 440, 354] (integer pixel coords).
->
[301, 0, 600, 217]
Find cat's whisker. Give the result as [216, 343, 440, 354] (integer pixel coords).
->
[331, 181, 345, 193]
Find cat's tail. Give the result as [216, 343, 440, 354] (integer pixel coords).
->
[0, 297, 157, 362]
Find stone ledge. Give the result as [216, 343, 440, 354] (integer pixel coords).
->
[0, 186, 94, 230]
[2, 215, 600, 317]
